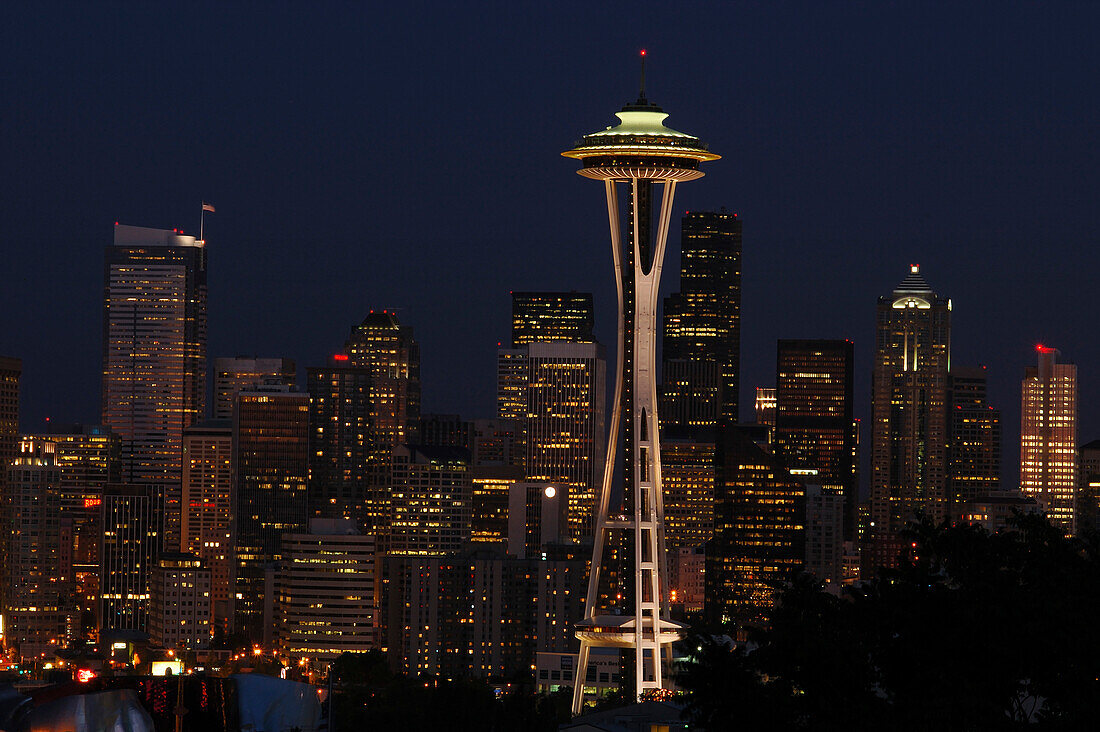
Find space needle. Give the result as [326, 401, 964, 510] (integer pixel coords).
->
[563, 52, 719, 713]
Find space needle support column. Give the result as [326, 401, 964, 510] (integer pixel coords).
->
[563, 66, 718, 715]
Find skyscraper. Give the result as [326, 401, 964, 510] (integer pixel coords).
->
[524, 342, 606, 542]
[774, 339, 858, 541]
[563, 73, 719, 709]
[868, 265, 950, 571]
[511, 291, 595, 347]
[25, 424, 120, 637]
[388, 445, 472, 555]
[1020, 346, 1078, 534]
[181, 419, 233, 628]
[234, 387, 310, 640]
[100, 483, 159, 632]
[661, 211, 742, 428]
[213, 357, 296, 420]
[3, 440, 71, 660]
[102, 224, 207, 553]
[706, 427, 805, 624]
[0, 356, 22, 616]
[309, 312, 420, 530]
[947, 366, 1001, 513]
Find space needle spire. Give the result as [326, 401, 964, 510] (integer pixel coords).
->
[563, 53, 719, 714]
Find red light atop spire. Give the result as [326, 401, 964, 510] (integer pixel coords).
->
[640, 49, 646, 56]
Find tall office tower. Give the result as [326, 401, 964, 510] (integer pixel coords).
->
[563, 75, 719, 710]
[804, 484, 844, 587]
[0, 356, 21, 616]
[1020, 346, 1078, 534]
[418, 413, 472, 450]
[661, 211, 742, 429]
[276, 519, 377, 662]
[234, 387, 310, 641]
[148, 553, 211, 650]
[511, 291, 595, 347]
[868, 265, 951, 572]
[1078, 441, 1100, 535]
[102, 224, 207, 554]
[706, 426, 805, 624]
[3, 440, 72, 659]
[344, 311, 421, 446]
[496, 348, 530, 470]
[946, 367, 1001, 513]
[100, 483, 158, 632]
[308, 312, 420, 530]
[660, 434, 715, 600]
[25, 424, 121, 637]
[388, 445, 472, 555]
[524, 342, 606, 542]
[470, 464, 524, 547]
[213, 357, 296, 420]
[181, 420, 233, 627]
[774, 339, 858, 541]
[307, 359, 373, 522]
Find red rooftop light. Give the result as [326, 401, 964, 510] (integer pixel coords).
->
[1036, 344, 1056, 354]
[333, 353, 349, 361]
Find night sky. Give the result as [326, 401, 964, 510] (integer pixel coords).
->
[3, 2, 1098, 489]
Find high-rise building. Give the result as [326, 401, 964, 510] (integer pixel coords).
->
[946, 367, 1001, 513]
[3, 440, 72, 660]
[24, 424, 120, 637]
[379, 547, 585, 679]
[1, 356, 22, 617]
[774, 339, 858, 541]
[706, 427, 805, 624]
[213, 357, 296, 420]
[661, 211, 742, 428]
[524, 342, 606, 542]
[511, 291, 595, 347]
[102, 224, 207, 553]
[388, 445, 472, 555]
[1020, 346, 1078, 534]
[470, 418, 521, 467]
[100, 483, 159, 632]
[660, 434, 716, 554]
[1078, 440, 1100, 535]
[417, 413, 471, 450]
[181, 419, 233, 628]
[804, 484, 844, 587]
[344, 311, 421, 449]
[754, 387, 776, 431]
[868, 265, 950, 572]
[233, 387, 310, 640]
[307, 359, 373, 523]
[276, 519, 377, 661]
[563, 80, 719, 710]
[308, 312, 420, 530]
[148, 553, 211, 650]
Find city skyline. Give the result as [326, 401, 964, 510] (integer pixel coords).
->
[3, 3, 1099, 490]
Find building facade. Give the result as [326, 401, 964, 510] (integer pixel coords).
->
[661, 211, 742, 427]
[1019, 347, 1078, 534]
[234, 387, 310, 640]
[102, 224, 207, 553]
[388, 445, 472, 555]
[181, 420, 233, 628]
[511, 291, 595, 347]
[148, 553, 211, 649]
[947, 367, 1001, 514]
[523, 342, 606, 542]
[775, 339, 858, 542]
[100, 483, 159, 632]
[213, 357, 296, 420]
[868, 266, 950, 571]
[276, 520, 376, 661]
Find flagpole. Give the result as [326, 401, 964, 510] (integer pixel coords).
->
[200, 203, 205, 242]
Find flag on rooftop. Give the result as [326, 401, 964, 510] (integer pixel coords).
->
[202, 202, 216, 213]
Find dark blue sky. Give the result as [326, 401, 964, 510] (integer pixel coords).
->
[2, 2, 1098, 487]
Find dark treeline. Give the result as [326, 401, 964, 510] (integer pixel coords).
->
[678, 514, 1100, 730]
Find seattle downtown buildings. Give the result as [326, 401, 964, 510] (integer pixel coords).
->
[0, 132, 1092, 713]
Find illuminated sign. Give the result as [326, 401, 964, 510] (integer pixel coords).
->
[151, 660, 184, 676]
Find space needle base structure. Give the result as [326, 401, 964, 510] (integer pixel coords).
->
[564, 59, 719, 715]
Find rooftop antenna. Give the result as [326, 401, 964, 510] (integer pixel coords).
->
[639, 49, 647, 101]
